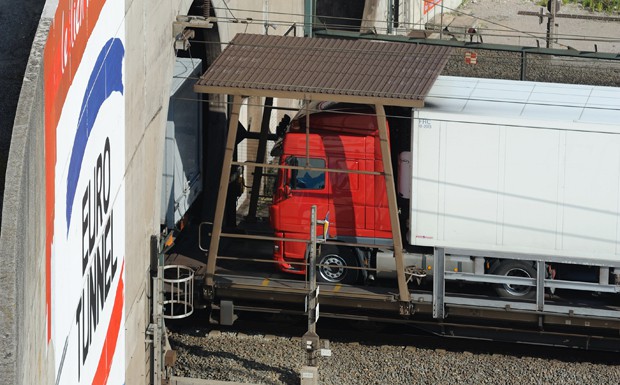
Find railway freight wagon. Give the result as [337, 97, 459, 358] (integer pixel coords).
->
[269, 75, 620, 299]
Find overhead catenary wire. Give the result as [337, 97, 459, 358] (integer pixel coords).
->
[172, 91, 620, 112]
[205, 5, 620, 50]
[204, 14, 620, 46]
[195, 2, 615, 41]
[220, 0, 239, 22]
[178, 33, 620, 69]
[181, 40, 620, 66]
[183, 27, 620, 50]
[176, 40, 620, 78]
[173, 76, 620, 103]
[178, 39, 620, 62]
[170, 93, 620, 126]
[171, 54, 620, 112]
[178, 0, 620, 59]
[169, 9, 620, 126]
[171, 70, 617, 101]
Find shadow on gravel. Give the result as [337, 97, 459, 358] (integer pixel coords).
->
[170, 338, 299, 384]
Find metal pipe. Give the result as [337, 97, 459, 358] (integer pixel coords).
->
[308, 205, 317, 335]
[520, 51, 527, 80]
[213, 255, 385, 273]
[536, 260, 545, 312]
[305, 101, 310, 168]
[219, 231, 394, 249]
[387, 0, 394, 34]
[432, 248, 445, 319]
[304, 0, 314, 37]
[300, 205, 320, 373]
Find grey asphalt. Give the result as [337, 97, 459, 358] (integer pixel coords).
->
[0, 0, 46, 227]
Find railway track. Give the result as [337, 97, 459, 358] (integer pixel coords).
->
[169, 311, 620, 363]
[166, 222, 620, 343]
[167, 312, 620, 384]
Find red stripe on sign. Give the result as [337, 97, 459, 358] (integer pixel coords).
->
[44, 0, 108, 343]
[44, 0, 108, 131]
[424, 0, 442, 14]
[92, 261, 125, 385]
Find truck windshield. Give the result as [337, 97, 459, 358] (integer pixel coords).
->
[286, 157, 325, 190]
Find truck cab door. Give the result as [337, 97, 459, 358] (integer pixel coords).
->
[271, 156, 328, 259]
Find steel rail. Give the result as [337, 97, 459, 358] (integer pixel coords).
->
[212, 274, 620, 326]
[314, 29, 620, 61]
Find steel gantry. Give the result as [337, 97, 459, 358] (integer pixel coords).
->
[193, 33, 452, 308]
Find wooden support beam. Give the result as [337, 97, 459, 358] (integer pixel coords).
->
[375, 104, 410, 303]
[192, 86, 425, 108]
[206, 95, 243, 286]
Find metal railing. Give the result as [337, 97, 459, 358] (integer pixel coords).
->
[163, 265, 195, 319]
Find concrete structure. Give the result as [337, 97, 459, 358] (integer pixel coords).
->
[361, 0, 463, 33]
[0, 0, 454, 384]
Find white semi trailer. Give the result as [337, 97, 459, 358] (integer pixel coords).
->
[378, 76, 620, 300]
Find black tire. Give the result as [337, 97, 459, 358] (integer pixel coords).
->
[317, 245, 359, 284]
[493, 260, 537, 300]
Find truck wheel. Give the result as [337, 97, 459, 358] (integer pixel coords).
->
[317, 246, 359, 284]
[493, 261, 536, 300]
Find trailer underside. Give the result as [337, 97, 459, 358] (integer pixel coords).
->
[165, 231, 620, 352]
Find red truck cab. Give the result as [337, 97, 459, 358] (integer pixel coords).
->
[269, 102, 392, 283]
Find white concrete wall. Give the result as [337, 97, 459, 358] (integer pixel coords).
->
[123, 0, 193, 382]
[408, 0, 464, 29]
[210, 0, 305, 216]
[0, 0, 193, 382]
[212, 0, 304, 47]
[363, 0, 464, 33]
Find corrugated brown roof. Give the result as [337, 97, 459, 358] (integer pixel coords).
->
[195, 33, 452, 107]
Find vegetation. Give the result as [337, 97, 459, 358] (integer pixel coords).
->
[541, 0, 620, 13]
[582, 0, 620, 12]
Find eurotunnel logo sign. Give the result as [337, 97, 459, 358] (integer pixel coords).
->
[44, 0, 125, 384]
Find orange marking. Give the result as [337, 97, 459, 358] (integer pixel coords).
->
[92, 261, 125, 385]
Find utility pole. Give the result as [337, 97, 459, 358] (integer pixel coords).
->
[518, 0, 567, 49]
[520, 7, 620, 51]
[546, 0, 559, 48]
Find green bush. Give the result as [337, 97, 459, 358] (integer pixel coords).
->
[543, 0, 620, 12]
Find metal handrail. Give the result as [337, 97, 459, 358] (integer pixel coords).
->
[163, 265, 194, 319]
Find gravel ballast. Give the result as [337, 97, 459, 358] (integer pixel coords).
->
[169, 330, 620, 385]
[442, 0, 620, 85]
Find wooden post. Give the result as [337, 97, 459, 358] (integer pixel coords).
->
[375, 104, 410, 303]
[206, 95, 243, 286]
